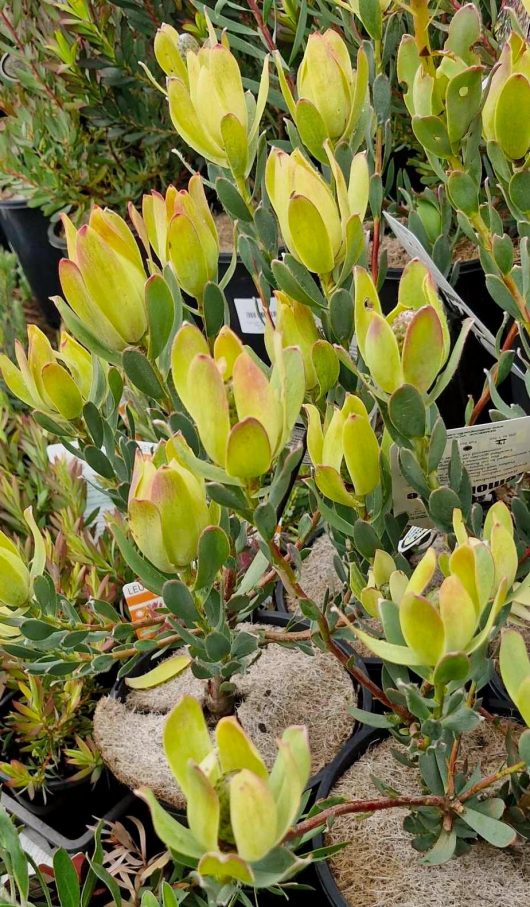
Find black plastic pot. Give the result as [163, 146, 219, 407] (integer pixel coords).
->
[0, 199, 63, 327]
[314, 726, 387, 907]
[0, 779, 136, 853]
[111, 610, 373, 794]
[218, 252, 269, 361]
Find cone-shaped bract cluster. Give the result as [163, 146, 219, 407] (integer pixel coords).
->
[353, 502, 518, 674]
[265, 145, 369, 275]
[0, 326, 98, 422]
[128, 447, 214, 572]
[58, 208, 148, 352]
[305, 394, 381, 506]
[129, 175, 219, 302]
[171, 323, 305, 480]
[159, 22, 269, 178]
[139, 695, 311, 886]
[354, 260, 450, 395]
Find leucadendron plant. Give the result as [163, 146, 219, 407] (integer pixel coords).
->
[6, 6, 530, 894]
[138, 694, 313, 901]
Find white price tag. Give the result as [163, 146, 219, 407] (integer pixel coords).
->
[392, 415, 530, 525]
[233, 297, 277, 334]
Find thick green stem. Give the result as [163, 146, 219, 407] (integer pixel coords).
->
[410, 0, 435, 76]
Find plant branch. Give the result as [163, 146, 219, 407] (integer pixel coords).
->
[285, 793, 447, 840]
[267, 541, 413, 723]
[246, 0, 295, 92]
[469, 321, 519, 425]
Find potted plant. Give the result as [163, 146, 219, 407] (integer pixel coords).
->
[0, 0, 186, 326]
[2, 4, 530, 900]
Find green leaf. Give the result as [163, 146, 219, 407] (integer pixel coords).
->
[83, 402, 104, 448]
[207, 483, 252, 517]
[428, 418, 447, 472]
[109, 517, 171, 594]
[86, 859, 123, 907]
[426, 318, 473, 404]
[330, 288, 354, 343]
[0, 805, 29, 903]
[216, 177, 253, 222]
[422, 829, 456, 865]
[519, 728, 530, 766]
[398, 449, 430, 498]
[122, 348, 167, 401]
[413, 116, 452, 158]
[20, 619, 57, 641]
[358, 0, 382, 38]
[389, 385, 426, 439]
[146, 274, 175, 361]
[271, 255, 327, 311]
[205, 631, 232, 660]
[509, 170, 530, 216]
[353, 519, 380, 559]
[254, 502, 277, 540]
[485, 276, 522, 321]
[447, 171, 479, 216]
[53, 849, 80, 907]
[203, 282, 226, 338]
[194, 526, 230, 590]
[446, 67, 482, 143]
[428, 486, 461, 530]
[163, 580, 201, 626]
[460, 806, 516, 847]
[83, 445, 115, 479]
[349, 706, 394, 728]
[432, 652, 469, 685]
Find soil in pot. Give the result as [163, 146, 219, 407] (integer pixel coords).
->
[283, 534, 344, 614]
[93, 622, 358, 809]
[323, 723, 530, 907]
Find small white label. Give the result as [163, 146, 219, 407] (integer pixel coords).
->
[392, 415, 530, 526]
[233, 297, 277, 334]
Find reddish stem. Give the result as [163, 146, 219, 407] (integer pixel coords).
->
[468, 321, 520, 426]
[285, 793, 446, 840]
[246, 0, 296, 93]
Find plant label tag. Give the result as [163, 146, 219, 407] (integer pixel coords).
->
[391, 414, 530, 526]
[233, 296, 277, 334]
[123, 581, 165, 638]
[398, 526, 437, 553]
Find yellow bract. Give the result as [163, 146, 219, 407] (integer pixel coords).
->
[138, 695, 311, 885]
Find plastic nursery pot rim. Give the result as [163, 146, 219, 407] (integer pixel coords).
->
[0, 197, 30, 210]
[110, 610, 373, 792]
[313, 725, 389, 907]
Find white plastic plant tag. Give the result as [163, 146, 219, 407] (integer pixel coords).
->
[123, 580, 166, 638]
[398, 526, 437, 553]
[233, 296, 277, 334]
[392, 415, 530, 526]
